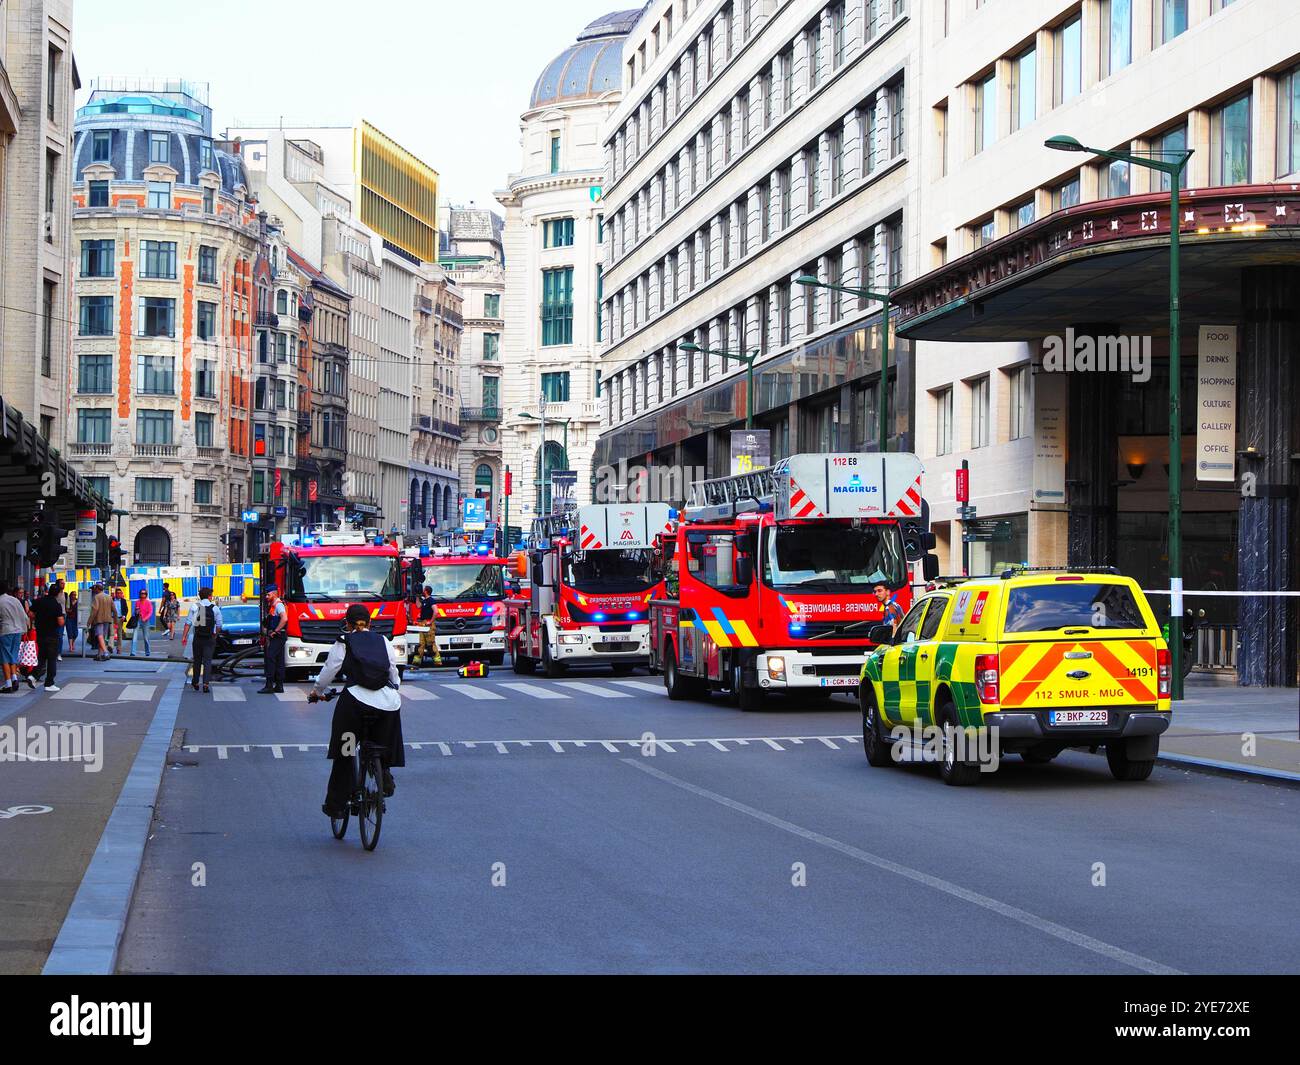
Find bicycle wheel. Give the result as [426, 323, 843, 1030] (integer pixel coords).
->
[330, 807, 348, 839]
[358, 751, 384, 851]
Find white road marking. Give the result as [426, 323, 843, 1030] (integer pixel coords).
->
[500, 682, 569, 700]
[610, 680, 664, 694]
[455, 685, 505, 701]
[599, 740, 619, 752]
[558, 681, 632, 699]
[436, 742, 452, 756]
[401, 686, 439, 701]
[622, 759, 1184, 977]
[275, 689, 308, 702]
[708, 739, 729, 752]
[210, 687, 245, 703]
[118, 684, 157, 702]
[818, 737, 841, 749]
[270, 746, 283, 759]
[762, 738, 786, 751]
[493, 741, 508, 754]
[548, 740, 564, 753]
[50, 683, 97, 701]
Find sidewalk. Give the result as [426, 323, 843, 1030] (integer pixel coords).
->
[1158, 676, 1300, 782]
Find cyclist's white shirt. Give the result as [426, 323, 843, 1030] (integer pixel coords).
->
[313, 635, 401, 711]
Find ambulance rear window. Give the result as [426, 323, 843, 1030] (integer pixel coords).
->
[1003, 583, 1145, 632]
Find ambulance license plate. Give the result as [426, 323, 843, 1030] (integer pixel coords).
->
[819, 676, 858, 687]
[1049, 709, 1109, 725]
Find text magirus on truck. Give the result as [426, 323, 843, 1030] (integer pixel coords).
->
[648, 453, 938, 711]
[507, 503, 673, 677]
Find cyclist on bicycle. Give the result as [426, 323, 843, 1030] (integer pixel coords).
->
[311, 603, 404, 820]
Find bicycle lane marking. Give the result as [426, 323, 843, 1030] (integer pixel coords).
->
[620, 758, 1183, 976]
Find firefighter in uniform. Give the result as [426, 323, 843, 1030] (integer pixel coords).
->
[259, 585, 288, 694]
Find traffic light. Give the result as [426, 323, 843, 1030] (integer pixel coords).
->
[108, 535, 124, 570]
[25, 510, 47, 566]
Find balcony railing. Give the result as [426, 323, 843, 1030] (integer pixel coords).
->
[195, 503, 223, 517]
[256, 311, 280, 328]
[412, 414, 432, 432]
[133, 500, 177, 513]
[70, 442, 111, 457]
[196, 446, 223, 460]
[134, 443, 179, 458]
[460, 406, 502, 423]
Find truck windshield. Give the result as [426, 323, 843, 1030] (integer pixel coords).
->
[763, 523, 906, 592]
[291, 555, 400, 602]
[564, 549, 656, 593]
[427, 564, 504, 601]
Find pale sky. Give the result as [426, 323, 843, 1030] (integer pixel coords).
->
[73, 0, 627, 210]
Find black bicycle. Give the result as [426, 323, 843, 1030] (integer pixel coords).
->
[311, 688, 386, 852]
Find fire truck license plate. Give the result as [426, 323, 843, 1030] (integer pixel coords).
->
[451, 637, 473, 647]
[1049, 710, 1109, 725]
[819, 676, 858, 687]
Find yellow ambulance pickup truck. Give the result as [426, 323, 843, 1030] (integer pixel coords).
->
[857, 570, 1172, 785]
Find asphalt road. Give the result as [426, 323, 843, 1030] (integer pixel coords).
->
[116, 665, 1300, 974]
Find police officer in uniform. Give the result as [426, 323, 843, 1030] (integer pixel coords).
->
[259, 585, 288, 694]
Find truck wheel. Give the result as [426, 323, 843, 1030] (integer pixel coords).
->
[542, 641, 566, 678]
[731, 660, 765, 712]
[860, 684, 894, 768]
[511, 649, 534, 675]
[663, 646, 690, 701]
[1106, 740, 1156, 781]
[936, 698, 982, 787]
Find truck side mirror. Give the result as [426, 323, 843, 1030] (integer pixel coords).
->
[922, 553, 940, 582]
[735, 555, 753, 586]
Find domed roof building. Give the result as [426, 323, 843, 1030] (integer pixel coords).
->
[495, 9, 643, 527]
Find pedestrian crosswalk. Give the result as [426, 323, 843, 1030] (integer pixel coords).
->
[190, 676, 699, 705]
[46, 682, 158, 703]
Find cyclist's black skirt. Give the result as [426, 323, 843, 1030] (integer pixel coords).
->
[325, 688, 406, 767]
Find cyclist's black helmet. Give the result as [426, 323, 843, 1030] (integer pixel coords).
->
[345, 604, 371, 627]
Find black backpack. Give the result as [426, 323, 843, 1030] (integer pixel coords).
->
[194, 601, 215, 637]
[342, 630, 392, 691]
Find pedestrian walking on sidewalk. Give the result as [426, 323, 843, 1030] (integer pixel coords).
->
[111, 587, 128, 654]
[0, 582, 29, 693]
[258, 586, 288, 694]
[87, 583, 113, 661]
[64, 590, 79, 655]
[181, 587, 222, 692]
[30, 582, 65, 693]
[130, 588, 154, 657]
[160, 589, 180, 641]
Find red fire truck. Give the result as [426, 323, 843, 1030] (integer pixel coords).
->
[260, 529, 411, 678]
[507, 503, 673, 677]
[648, 453, 937, 709]
[411, 551, 509, 665]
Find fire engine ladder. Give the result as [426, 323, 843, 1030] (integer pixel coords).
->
[685, 465, 784, 521]
[528, 510, 576, 548]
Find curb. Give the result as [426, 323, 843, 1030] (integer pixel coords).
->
[42, 667, 186, 975]
[1155, 750, 1300, 785]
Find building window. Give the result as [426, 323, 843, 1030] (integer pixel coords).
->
[935, 387, 954, 456]
[252, 470, 266, 503]
[889, 80, 905, 158]
[778, 164, 792, 229]
[543, 217, 575, 248]
[550, 132, 562, 173]
[195, 413, 214, 448]
[141, 240, 177, 279]
[973, 217, 996, 248]
[79, 296, 113, 336]
[935, 101, 948, 177]
[276, 290, 289, 316]
[81, 239, 115, 278]
[1210, 94, 1251, 186]
[149, 132, 170, 165]
[46, 46, 59, 121]
[137, 409, 174, 445]
[1101, 0, 1133, 76]
[147, 181, 171, 210]
[197, 301, 217, 341]
[1012, 199, 1036, 231]
[137, 355, 175, 395]
[1011, 47, 1036, 132]
[203, 186, 215, 214]
[194, 480, 213, 505]
[199, 245, 218, 284]
[195, 364, 215, 403]
[484, 293, 501, 317]
[1054, 15, 1083, 105]
[79, 354, 112, 393]
[87, 476, 110, 499]
[1156, 123, 1189, 190]
[41, 281, 54, 376]
[92, 130, 112, 162]
[89, 180, 109, 207]
[781, 46, 794, 112]
[482, 375, 500, 411]
[1277, 66, 1300, 176]
[1154, 0, 1188, 47]
[1052, 174, 1081, 210]
[1099, 155, 1131, 197]
[975, 73, 997, 153]
[541, 371, 570, 403]
[78, 409, 111, 443]
[886, 217, 903, 289]
[483, 333, 500, 360]
[140, 297, 175, 338]
[540, 267, 573, 346]
[802, 261, 819, 336]
[199, 138, 214, 171]
[1009, 365, 1031, 439]
[45, 151, 57, 242]
[135, 477, 173, 503]
[970, 376, 990, 449]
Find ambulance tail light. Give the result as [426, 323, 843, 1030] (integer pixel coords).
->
[974, 654, 1000, 704]
[1157, 647, 1171, 697]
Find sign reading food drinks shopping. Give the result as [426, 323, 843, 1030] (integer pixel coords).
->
[1196, 325, 1237, 483]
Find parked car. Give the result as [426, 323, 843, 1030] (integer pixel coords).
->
[215, 603, 262, 658]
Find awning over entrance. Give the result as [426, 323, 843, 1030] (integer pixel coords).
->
[894, 185, 1300, 341]
[0, 397, 110, 527]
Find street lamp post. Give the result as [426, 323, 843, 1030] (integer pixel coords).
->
[1046, 134, 1193, 699]
[795, 276, 893, 453]
[677, 343, 760, 428]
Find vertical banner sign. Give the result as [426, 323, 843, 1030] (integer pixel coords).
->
[954, 466, 969, 504]
[1032, 370, 1067, 505]
[75, 511, 98, 567]
[1196, 326, 1237, 483]
[550, 470, 577, 514]
[274, 469, 282, 498]
[308, 480, 318, 502]
[730, 429, 771, 475]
